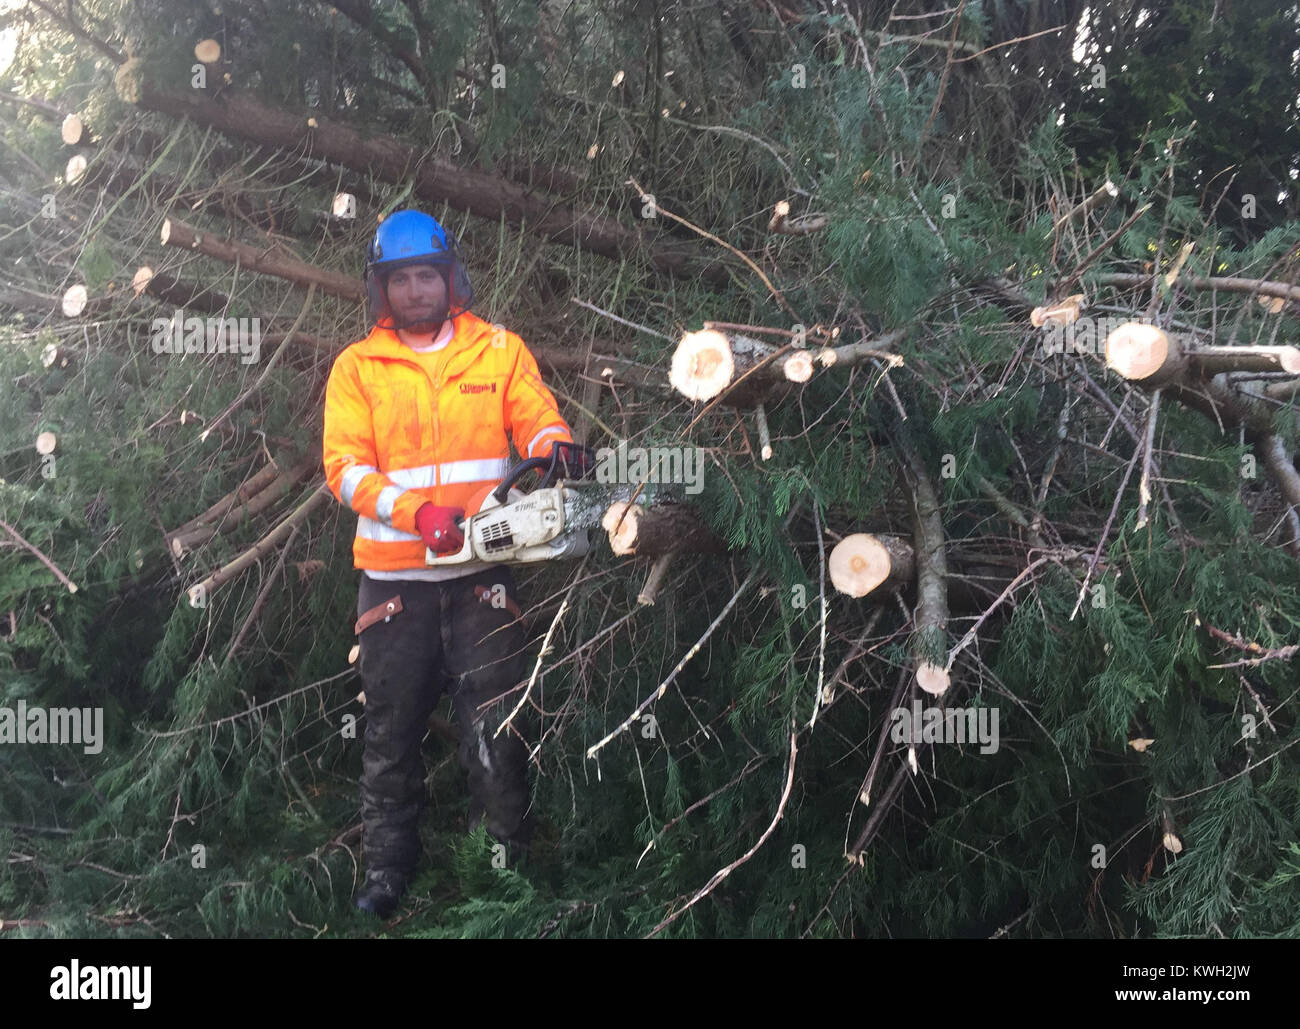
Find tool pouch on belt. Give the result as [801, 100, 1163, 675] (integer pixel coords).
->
[355, 594, 404, 635]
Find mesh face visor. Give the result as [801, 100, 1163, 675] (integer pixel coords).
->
[366, 242, 474, 331]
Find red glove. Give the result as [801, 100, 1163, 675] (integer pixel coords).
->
[415, 503, 465, 554]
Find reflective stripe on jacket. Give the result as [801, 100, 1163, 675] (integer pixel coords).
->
[322, 311, 574, 571]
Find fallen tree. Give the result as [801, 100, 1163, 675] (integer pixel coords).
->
[115, 60, 731, 286]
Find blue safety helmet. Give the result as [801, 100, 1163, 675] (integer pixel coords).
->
[365, 209, 474, 331]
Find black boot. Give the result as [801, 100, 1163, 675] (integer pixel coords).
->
[354, 869, 408, 918]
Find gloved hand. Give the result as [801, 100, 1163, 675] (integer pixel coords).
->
[549, 441, 596, 479]
[415, 502, 465, 554]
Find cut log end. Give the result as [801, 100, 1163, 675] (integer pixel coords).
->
[60, 113, 84, 145]
[132, 266, 154, 296]
[40, 344, 70, 369]
[602, 501, 643, 555]
[348, 644, 360, 665]
[916, 662, 950, 696]
[332, 192, 356, 219]
[194, 39, 222, 64]
[767, 200, 791, 231]
[768, 200, 827, 235]
[783, 350, 814, 382]
[34, 431, 57, 454]
[1105, 323, 1173, 381]
[61, 284, 88, 318]
[65, 154, 87, 185]
[1030, 293, 1085, 328]
[828, 533, 913, 598]
[670, 329, 733, 400]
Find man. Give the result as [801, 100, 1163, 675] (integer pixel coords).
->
[322, 208, 592, 918]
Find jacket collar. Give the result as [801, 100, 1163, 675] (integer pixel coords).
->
[352, 311, 492, 376]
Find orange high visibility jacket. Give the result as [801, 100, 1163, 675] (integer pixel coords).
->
[322, 310, 574, 572]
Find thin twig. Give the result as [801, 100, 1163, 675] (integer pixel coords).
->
[495, 555, 588, 741]
[626, 176, 799, 322]
[1135, 388, 1161, 531]
[0, 518, 78, 593]
[586, 568, 759, 760]
[645, 720, 798, 937]
[201, 284, 317, 443]
[570, 297, 673, 341]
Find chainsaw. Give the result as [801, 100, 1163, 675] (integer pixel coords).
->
[425, 447, 606, 566]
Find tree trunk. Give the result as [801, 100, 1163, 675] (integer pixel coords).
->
[117, 63, 730, 285]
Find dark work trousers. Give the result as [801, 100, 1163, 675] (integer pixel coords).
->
[354, 565, 534, 879]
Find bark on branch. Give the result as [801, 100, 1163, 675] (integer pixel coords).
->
[1105, 323, 1300, 530]
[116, 64, 729, 285]
[600, 499, 727, 558]
[899, 436, 950, 696]
[160, 216, 365, 301]
[167, 455, 316, 556]
[187, 484, 331, 606]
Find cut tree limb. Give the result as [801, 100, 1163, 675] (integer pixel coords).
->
[187, 484, 331, 607]
[169, 455, 318, 556]
[601, 500, 726, 558]
[637, 553, 676, 605]
[1051, 180, 1117, 233]
[1030, 294, 1085, 328]
[40, 346, 72, 370]
[1105, 323, 1300, 387]
[754, 402, 772, 460]
[897, 434, 950, 696]
[131, 266, 233, 315]
[0, 518, 78, 593]
[669, 329, 803, 407]
[828, 534, 914, 598]
[1107, 323, 1300, 526]
[1094, 271, 1300, 305]
[166, 459, 293, 541]
[160, 216, 365, 301]
[60, 112, 94, 146]
[768, 200, 828, 235]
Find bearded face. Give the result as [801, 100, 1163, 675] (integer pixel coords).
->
[382, 263, 451, 333]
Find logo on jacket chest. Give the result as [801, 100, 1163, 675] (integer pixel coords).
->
[459, 381, 497, 394]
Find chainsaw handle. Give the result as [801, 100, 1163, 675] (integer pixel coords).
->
[491, 456, 557, 504]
